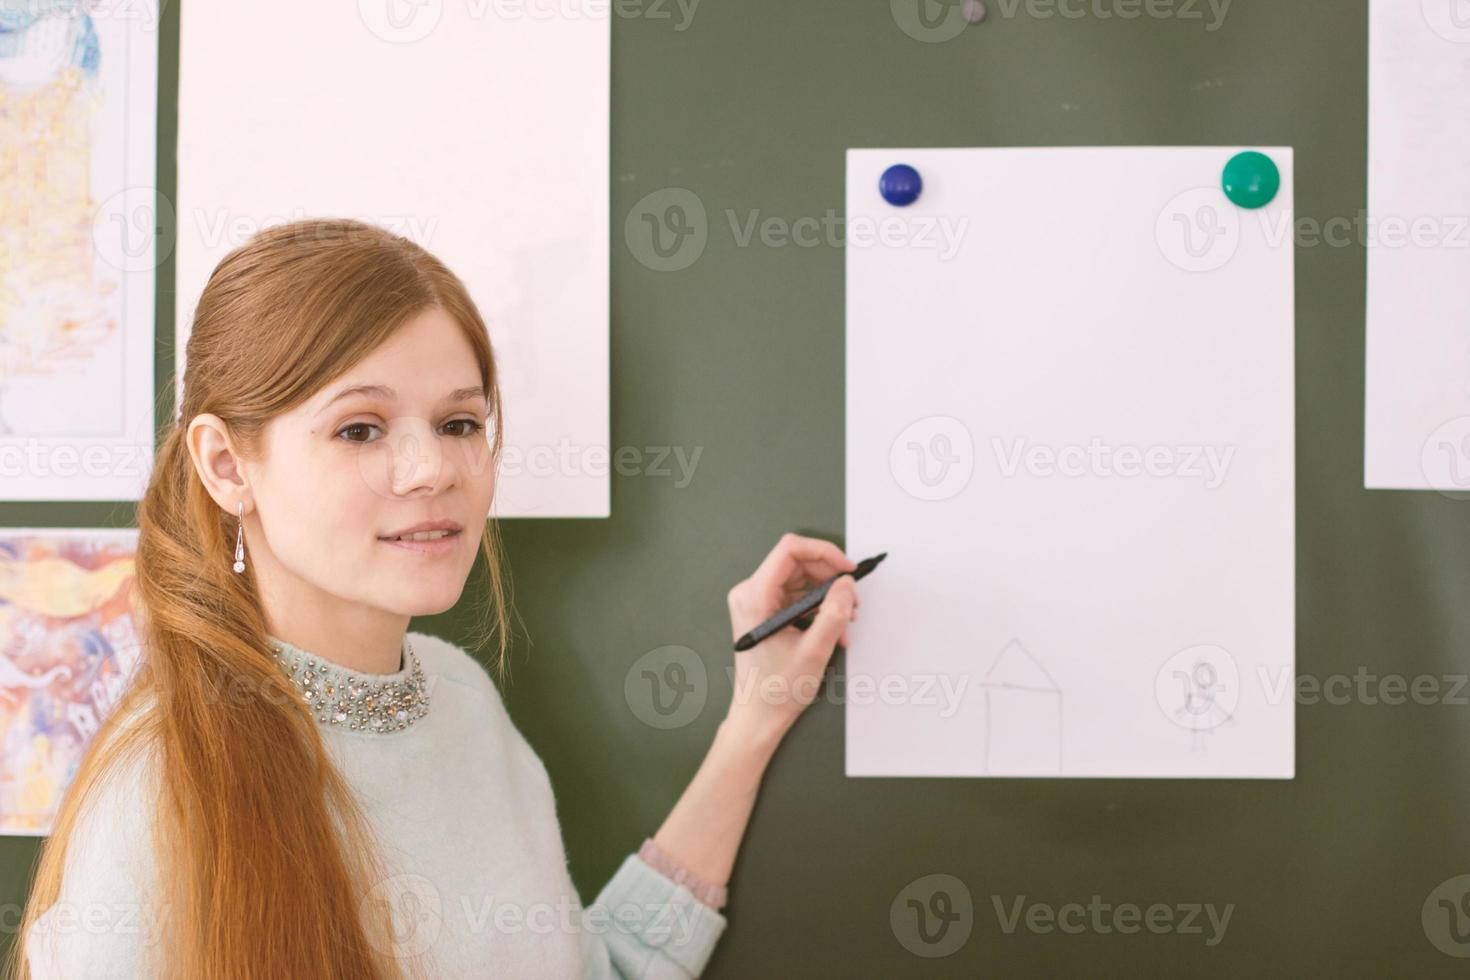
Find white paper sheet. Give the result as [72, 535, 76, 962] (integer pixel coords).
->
[177, 3, 608, 516]
[845, 147, 1295, 778]
[0, 1, 158, 500]
[1364, 0, 1470, 490]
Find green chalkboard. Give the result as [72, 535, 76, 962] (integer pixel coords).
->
[5, 0, 1467, 976]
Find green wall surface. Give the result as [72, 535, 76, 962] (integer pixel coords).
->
[6, 1, 1468, 976]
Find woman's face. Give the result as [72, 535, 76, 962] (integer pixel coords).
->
[238, 306, 496, 622]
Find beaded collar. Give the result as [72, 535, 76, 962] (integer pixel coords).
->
[266, 632, 430, 734]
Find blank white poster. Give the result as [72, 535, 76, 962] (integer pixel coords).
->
[845, 147, 1295, 778]
[177, 3, 608, 517]
[1364, 0, 1470, 490]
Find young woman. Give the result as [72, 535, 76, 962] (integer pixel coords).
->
[9, 219, 861, 979]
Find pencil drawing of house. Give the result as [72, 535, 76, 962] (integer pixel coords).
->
[980, 639, 1063, 776]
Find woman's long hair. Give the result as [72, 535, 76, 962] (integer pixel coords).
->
[7, 218, 514, 979]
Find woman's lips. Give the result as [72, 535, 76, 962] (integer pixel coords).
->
[378, 529, 462, 555]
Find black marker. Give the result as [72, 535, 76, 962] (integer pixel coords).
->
[733, 552, 887, 652]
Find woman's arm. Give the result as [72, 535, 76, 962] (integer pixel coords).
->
[580, 535, 860, 979]
[647, 716, 808, 912]
[652, 533, 858, 887]
[648, 712, 782, 892]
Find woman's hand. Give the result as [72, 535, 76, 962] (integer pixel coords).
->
[724, 533, 862, 743]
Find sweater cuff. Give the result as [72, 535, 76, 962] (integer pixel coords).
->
[587, 853, 728, 976]
[638, 837, 728, 911]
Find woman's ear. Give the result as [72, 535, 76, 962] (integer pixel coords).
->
[187, 413, 251, 514]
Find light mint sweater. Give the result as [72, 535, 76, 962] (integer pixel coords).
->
[24, 631, 727, 978]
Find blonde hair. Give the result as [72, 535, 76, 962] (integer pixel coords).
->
[8, 218, 514, 979]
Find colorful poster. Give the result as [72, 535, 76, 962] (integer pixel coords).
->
[0, 529, 142, 835]
[1, 1, 159, 500]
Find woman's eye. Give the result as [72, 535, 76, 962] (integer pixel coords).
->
[336, 419, 484, 443]
[443, 419, 485, 438]
[336, 422, 381, 443]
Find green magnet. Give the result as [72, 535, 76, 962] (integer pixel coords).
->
[1221, 151, 1280, 209]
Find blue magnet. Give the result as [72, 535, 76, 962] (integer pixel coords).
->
[1221, 151, 1280, 209]
[879, 164, 923, 207]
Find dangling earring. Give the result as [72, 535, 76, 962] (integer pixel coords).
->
[232, 501, 247, 574]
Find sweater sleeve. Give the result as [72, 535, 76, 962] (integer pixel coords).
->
[577, 853, 728, 979]
[24, 743, 162, 980]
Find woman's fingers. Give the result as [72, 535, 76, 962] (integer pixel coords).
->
[780, 558, 852, 593]
[753, 532, 855, 593]
[729, 534, 859, 635]
[781, 585, 862, 613]
[799, 576, 856, 661]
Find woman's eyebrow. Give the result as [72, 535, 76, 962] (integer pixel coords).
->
[315, 384, 486, 415]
